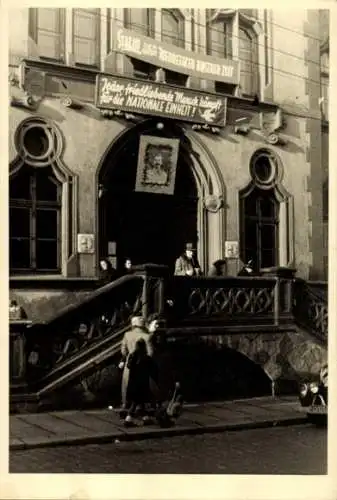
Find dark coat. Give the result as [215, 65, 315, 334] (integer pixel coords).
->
[121, 327, 154, 407]
[126, 350, 158, 404]
[174, 254, 201, 276]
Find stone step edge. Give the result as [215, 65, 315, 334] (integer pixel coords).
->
[10, 415, 308, 451]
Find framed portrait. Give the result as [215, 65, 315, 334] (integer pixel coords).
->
[135, 135, 180, 195]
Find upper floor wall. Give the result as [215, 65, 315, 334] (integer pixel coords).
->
[8, 8, 328, 119]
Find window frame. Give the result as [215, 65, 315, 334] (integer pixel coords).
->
[320, 44, 329, 122]
[72, 8, 101, 69]
[10, 166, 62, 274]
[161, 8, 185, 48]
[238, 22, 258, 96]
[206, 11, 234, 59]
[206, 9, 260, 96]
[10, 118, 78, 278]
[239, 150, 294, 270]
[240, 187, 280, 270]
[29, 7, 66, 62]
[124, 8, 155, 38]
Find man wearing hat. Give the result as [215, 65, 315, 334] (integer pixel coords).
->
[174, 243, 202, 276]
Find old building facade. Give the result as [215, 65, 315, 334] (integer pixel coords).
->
[8, 8, 329, 320]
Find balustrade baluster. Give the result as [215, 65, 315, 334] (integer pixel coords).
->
[273, 278, 280, 326]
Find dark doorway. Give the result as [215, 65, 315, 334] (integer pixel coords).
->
[99, 121, 198, 273]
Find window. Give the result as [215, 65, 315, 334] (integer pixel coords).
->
[206, 10, 260, 96]
[241, 187, 279, 269]
[320, 48, 329, 121]
[11, 118, 77, 276]
[239, 26, 257, 96]
[124, 8, 154, 37]
[73, 8, 100, 67]
[207, 19, 233, 58]
[263, 10, 270, 86]
[162, 9, 184, 48]
[10, 166, 62, 273]
[239, 151, 292, 271]
[165, 70, 188, 87]
[29, 8, 65, 61]
[131, 58, 156, 80]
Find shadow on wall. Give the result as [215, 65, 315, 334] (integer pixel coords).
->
[156, 338, 273, 402]
[45, 339, 273, 411]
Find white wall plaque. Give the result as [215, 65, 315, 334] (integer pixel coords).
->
[77, 233, 95, 254]
[225, 240, 239, 259]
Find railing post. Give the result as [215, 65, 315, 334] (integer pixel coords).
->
[10, 320, 32, 390]
[260, 266, 297, 325]
[273, 278, 280, 326]
[141, 274, 149, 321]
[133, 264, 170, 322]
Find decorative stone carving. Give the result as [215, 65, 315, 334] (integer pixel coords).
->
[9, 72, 20, 87]
[101, 109, 138, 122]
[260, 108, 287, 146]
[265, 133, 287, 146]
[191, 124, 220, 134]
[61, 96, 83, 110]
[10, 92, 35, 110]
[234, 124, 250, 135]
[204, 194, 223, 212]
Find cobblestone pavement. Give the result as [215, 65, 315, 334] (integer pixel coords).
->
[10, 424, 326, 474]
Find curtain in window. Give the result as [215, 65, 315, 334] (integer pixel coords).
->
[162, 9, 184, 47]
[34, 8, 65, 60]
[73, 8, 100, 67]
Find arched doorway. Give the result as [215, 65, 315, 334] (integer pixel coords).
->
[98, 120, 201, 273]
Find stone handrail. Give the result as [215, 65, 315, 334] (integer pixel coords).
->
[293, 279, 328, 343]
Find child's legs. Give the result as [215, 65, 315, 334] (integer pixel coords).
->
[127, 402, 137, 417]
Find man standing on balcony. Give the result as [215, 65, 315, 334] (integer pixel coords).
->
[174, 243, 202, 276]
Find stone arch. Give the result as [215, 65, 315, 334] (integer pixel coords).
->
[95, 118, 225, 272]
[219, 330, 327, 392]
[156, 334, 272, 401]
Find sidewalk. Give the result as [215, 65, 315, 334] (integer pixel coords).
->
[10, 396, 308, 451]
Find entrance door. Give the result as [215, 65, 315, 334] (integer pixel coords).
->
[99, 124, 198, 273]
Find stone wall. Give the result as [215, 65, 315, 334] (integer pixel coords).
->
[10, 288, 94, 322]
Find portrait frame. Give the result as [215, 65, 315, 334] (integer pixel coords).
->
[135, 135, 180, 195]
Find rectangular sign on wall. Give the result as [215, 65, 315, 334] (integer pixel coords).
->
[96, 74, 227, 127]
[111, 24, 239, 85]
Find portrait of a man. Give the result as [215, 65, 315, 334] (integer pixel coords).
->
[135, 135, 180, 195]
[144, 146, 170, 186]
